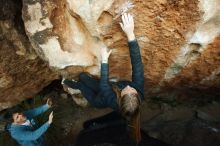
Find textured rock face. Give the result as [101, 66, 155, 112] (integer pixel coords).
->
[0, 0, 58, 111]
[0, 0, 219, 110]
[22, 0, 219, 97]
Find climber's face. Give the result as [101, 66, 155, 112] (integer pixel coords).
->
[13, 112, 27, 124]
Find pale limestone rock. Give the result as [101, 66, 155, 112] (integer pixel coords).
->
[25, 2, 53, 34]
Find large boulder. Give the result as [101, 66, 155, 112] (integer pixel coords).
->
[22, 0, 220, 96]
[0, 0, 58, 111]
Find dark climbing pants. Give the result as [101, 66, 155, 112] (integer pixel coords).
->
[64, 73, 100, 104]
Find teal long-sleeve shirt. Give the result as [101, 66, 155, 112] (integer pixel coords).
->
[8, 104, 50, 146]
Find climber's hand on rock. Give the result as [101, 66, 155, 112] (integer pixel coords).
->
[48, 111, 53, 124]
[101, 47, 112, 63]
[120, 13, 135, 41]
[46, 98, 52, 108]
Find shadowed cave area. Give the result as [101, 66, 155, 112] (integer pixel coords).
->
[1, 80, 220, 146]
[0, 0, 220, 145]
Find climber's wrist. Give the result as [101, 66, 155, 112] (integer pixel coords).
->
[102, 59, 108, 64]
[126, 32, 135, 41]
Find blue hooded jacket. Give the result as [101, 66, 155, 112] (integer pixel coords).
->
[8, 104, 50, 146]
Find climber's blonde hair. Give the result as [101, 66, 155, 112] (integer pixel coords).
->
[114, 85, 141, 144]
